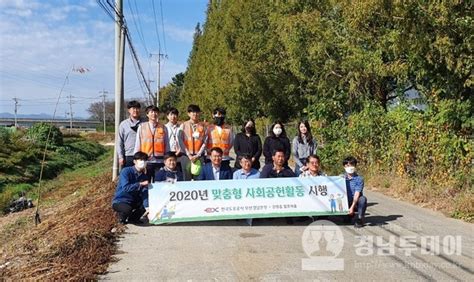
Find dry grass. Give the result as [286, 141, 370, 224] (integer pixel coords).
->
[367, 172, 474, 222]
[0, 170, 124, 280]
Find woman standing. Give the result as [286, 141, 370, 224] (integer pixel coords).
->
[233, 119, 262, 170]
[263, 122, 291, 166]
[292, 120, 317, 176]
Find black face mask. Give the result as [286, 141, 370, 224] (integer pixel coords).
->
[130, 124, 139, 132]
[245, 126, 254, 133]
[214, 116, 225, 126]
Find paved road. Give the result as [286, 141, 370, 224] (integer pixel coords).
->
[102, 189, 473, 281]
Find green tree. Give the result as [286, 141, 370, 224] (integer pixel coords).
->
[159, 72, 185, 111]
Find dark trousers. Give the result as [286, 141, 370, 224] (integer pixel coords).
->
[112, 202, 145, 223]
[349, 195, 367, 219]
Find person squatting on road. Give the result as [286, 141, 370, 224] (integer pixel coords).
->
[343, 156, 368, 228]
[112, 151, 149, 224]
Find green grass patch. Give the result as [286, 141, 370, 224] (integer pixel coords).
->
[0, 128, 110, 214]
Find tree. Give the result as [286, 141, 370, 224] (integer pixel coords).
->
[159, 72, 185, 111]
[87, 100, 115, 123]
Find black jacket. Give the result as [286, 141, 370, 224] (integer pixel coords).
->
[263, 136, 291, 165]
[260, 164, 296, 178]
[233, 132, 262, 169]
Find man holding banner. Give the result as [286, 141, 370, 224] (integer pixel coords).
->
[197, 147, 233, 180]
[260, 149, 296, 178]
[233, 154, 260, 180]
[260, 149, 296, 224]
[300, 155, 326, 177]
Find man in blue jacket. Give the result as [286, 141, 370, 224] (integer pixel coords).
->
[197, 147, 232, 180]
[112, 151, 149, 224]
[343, 156, 367, 228]
[155, 152, 184, 183]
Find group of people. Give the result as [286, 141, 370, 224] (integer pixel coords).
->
[112, 101, 367, 228]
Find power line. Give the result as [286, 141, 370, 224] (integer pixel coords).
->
[97, 0, 116, 21]
[125, 28, 154, 103]
[0, 58, 111, 94]
[126, 0, 149, 55]
[159, 0, 167, 55]
[151, 0, 162, 53]
[97, 0, 153, 104]
[0, 70, 102, 96]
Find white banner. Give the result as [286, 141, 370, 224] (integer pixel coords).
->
[148, 176, 349, 224]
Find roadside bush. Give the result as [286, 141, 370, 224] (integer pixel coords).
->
[313, 100, 472, 220]
[27, 122, 63, 147]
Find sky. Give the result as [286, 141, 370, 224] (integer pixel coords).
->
[0, 0, 208, 118]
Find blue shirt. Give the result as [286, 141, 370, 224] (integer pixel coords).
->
[112, 166, 149, 205]
[345, 173, 364, 201]
[155, 167, 184, 182]
[233, 168, 260, 179]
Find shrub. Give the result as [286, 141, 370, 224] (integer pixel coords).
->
[27, 122, 63, 147]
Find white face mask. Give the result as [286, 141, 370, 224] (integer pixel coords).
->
[136, 160, 146, 170]
[345, 166, 356, 174]
[273, 127, 282, 136]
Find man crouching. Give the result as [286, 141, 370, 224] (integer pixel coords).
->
[112, 151, 150, 224]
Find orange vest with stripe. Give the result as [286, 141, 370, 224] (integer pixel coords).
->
[182, 121, 206, 155]
[206, 124, 232, 156]
[139, 122, 166, 157]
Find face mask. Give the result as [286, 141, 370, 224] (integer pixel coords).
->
[245, 126, 254, 133]
[273, 127, 282, 136]
[214, 116, 225, 126]
[136, 160, 146, 170]
[345, 166, 356, 174]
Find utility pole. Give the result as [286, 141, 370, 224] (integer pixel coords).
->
[12, 97, 19, 128]
[67, 94, 74, 134]
[147, 78, 155, 105]
[150, 53, 166, 106]
[99, 90, 108, 135]
[113, 0, 125, 180]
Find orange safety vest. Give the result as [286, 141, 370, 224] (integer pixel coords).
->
[182, 121, 206, 155]
[139, 122, 166, 158]
[206, 124, 231, 156]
